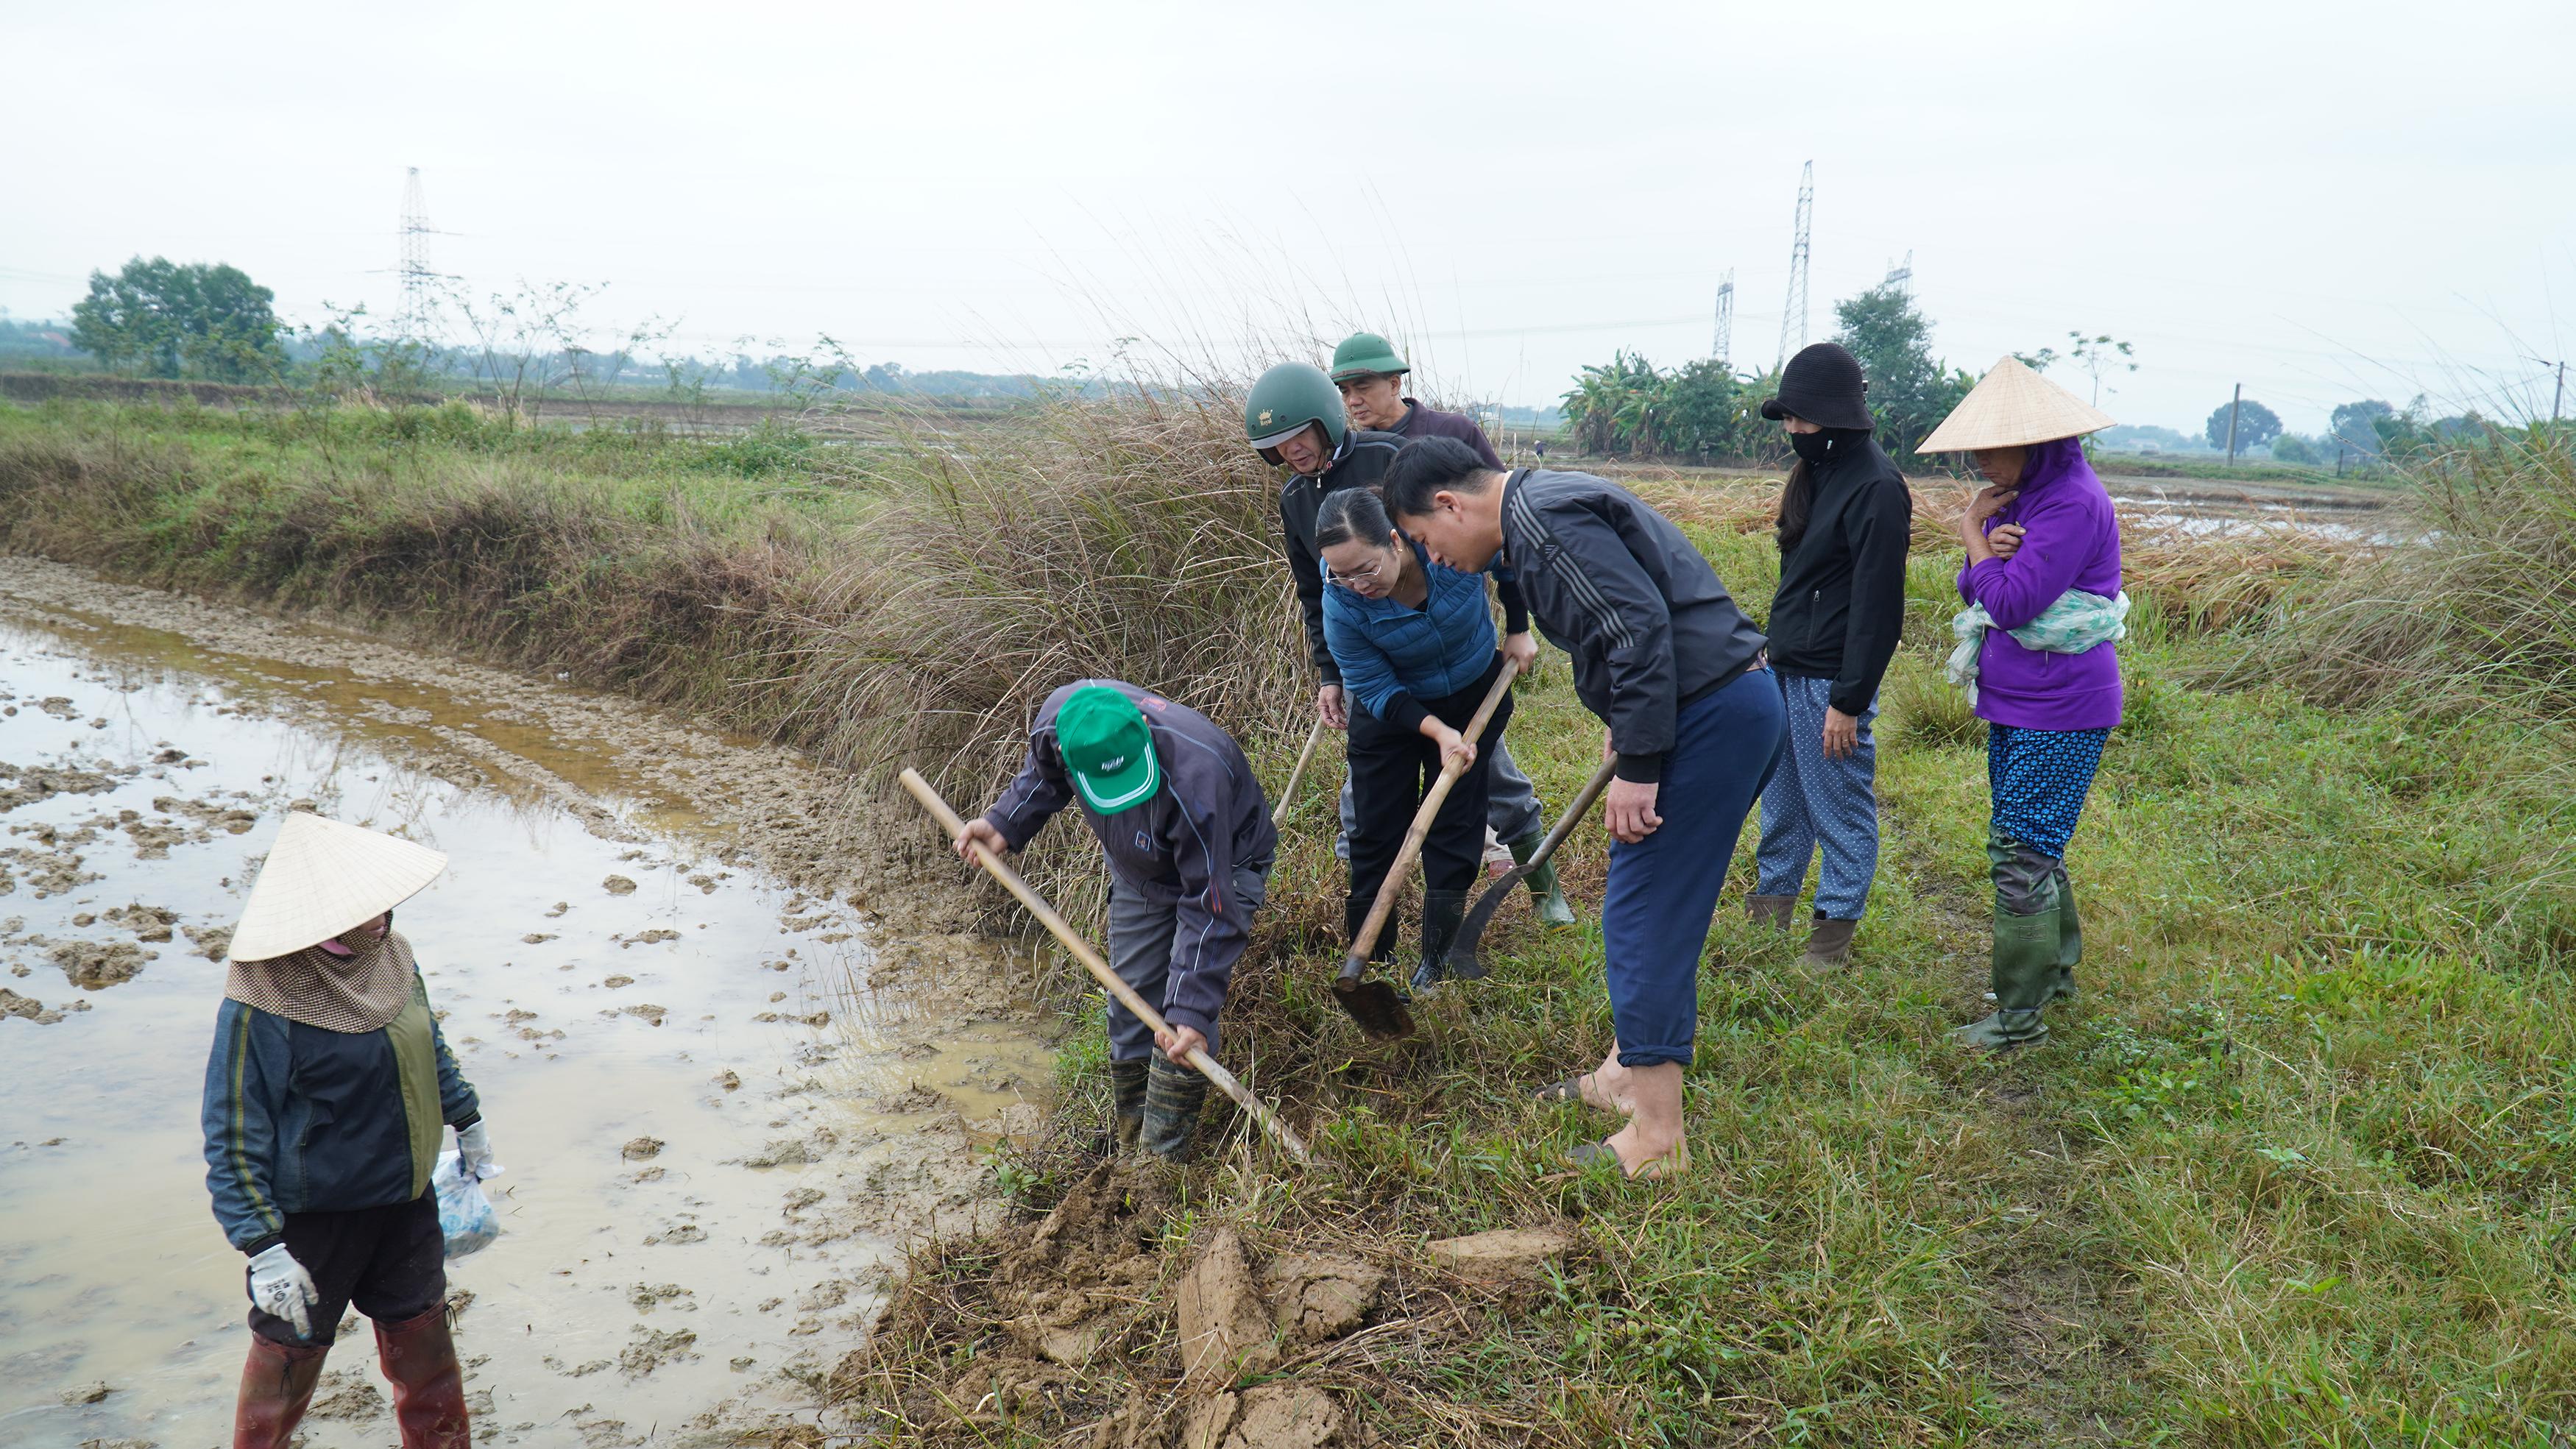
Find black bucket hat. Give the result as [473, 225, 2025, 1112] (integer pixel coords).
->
[1761, 342, 1874, 431]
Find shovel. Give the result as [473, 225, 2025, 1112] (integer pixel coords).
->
[1334, 659, 1521, 1038]
[1446, 755, 1618, 978]
[898, 768, 1313, 1165]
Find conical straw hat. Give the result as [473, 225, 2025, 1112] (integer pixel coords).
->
[1917, 355, 2117, 452]
[228, 812, 448, 963]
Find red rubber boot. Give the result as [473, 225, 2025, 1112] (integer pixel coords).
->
[375, 1302, 470, 1448]
[233, 1333, 328, 1448]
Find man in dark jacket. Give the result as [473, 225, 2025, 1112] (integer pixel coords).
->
[1747, 343, 1914, 966]
[1248, 360, 1576, 927]
[1384, 439, 1785, 1180]
[959, 680, 1276, 1161]
[1330, 331, 1506, 470]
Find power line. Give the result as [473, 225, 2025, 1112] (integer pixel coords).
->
[1775, 160, 1811, 370]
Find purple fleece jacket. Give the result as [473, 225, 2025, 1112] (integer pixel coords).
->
[1956, 437, 2124, 730]
[1390, 399, 1504, 470]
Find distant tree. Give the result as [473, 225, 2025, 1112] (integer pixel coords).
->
[2270, 432, 2321, 465]
[1832, 283, 1971, 456]
[2015, 330, 2137, 406]
[2330, 400, 2394, 465]
[2204, 398, 2282, 451]
[69, 256, 282, 380]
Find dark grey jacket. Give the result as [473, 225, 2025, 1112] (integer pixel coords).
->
[1500, 469, 1768, 783]
[1279, 429, 1406, 683]
[982, 680, 1276, 1041]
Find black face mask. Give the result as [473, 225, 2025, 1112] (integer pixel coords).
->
[1789, 431, 1835, 465]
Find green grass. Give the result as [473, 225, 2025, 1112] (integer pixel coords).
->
[7, 396, 2575, 1444]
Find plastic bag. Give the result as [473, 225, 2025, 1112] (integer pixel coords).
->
[433, 1148, 499, 1258]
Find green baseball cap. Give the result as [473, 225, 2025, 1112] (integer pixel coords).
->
[1057, 686, 1160, 814]
[1329, 331, 1409, 382]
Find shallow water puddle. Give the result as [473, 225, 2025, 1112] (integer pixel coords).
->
[0, 591, 1053, 1445]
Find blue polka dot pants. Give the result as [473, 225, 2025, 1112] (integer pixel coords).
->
[1755, 673, 1880, 920]
[1987, 723, 2111, 859]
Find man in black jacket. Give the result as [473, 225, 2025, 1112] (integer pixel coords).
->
[1747, 343, 1914, 966]
[1384, 438, 1785, 1180]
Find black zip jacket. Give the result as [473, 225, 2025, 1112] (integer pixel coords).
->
[1765, 435, 1914, 716]
[1279, 430, 1406, 683]
[982, 680, 1277, 1043]
[1500, 469, 1768, 783]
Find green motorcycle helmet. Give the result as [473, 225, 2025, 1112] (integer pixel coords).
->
[1328, 331, 1409, 383]
[1245, 362, 1348, 465]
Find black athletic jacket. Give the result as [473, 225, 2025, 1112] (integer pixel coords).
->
[1499, 469, 1767, 784]
[1765, 434, 1913, 716]
[1278, 429, 1406, 683]
[982, 680, 1276, 1043]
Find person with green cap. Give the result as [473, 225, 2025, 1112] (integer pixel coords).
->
[1329, 331, 1506, 471]
[1248, 358, 1577, 930]
[957, 680, 1277, 1159]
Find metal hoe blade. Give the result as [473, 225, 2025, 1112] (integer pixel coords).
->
[1332, 957, 1417, 1038]
[1446, 756, 1619, 976]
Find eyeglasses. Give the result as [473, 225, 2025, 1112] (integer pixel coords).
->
[1329, 556, 1393, 590]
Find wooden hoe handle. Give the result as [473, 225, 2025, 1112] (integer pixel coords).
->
[898, 768, 1313, 1164]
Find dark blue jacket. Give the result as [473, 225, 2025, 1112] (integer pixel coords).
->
[201, 968, 480, 1255]
[1323, 539, 1501, 731]
[981, 680, 1277, 1043]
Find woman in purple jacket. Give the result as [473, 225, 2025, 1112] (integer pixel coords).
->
[1918, 358, 2124, 1049]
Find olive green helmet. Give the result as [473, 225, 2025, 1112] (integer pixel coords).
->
[1245, 363, 1347, 464]
[1328, 331, 1409, 382]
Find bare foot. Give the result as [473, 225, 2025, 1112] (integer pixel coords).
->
[1599, 1121, 1690, 1180]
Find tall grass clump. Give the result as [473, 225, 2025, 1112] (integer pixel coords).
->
[2240, 431, 2576, 716]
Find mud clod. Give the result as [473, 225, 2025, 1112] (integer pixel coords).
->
[49, 938, 156, 990]
[1425, 1225, 1581, 1282]
[1178, 1229, 1277, 1382]
[602, 875, 637, 895]
[622, 1136, 665, 1161]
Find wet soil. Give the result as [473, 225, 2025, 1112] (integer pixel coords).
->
[0, 555, 1057, 1447]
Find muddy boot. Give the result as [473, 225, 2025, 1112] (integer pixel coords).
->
[1108, 1058, 1149, 1152]
[233, 1332, 328, 1448]
[1414, 890, 1471, 991]
[1141, 1056, 1207, 1163]
[1507, 830, 1578, 929]
[1953, 837, 2060, 1051]
[1801, 915, 1858, 968]
[1747, 894, 1797, 931]
[2050, 862, 2081, 1003]
[375, 1303, 470, 1448]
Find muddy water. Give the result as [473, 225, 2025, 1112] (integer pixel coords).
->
[0, 562, 1055, 1446]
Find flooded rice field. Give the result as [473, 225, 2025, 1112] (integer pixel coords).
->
[0, 556, 1054, 1446]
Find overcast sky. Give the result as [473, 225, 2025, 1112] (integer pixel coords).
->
[7, 0, 2570, 433]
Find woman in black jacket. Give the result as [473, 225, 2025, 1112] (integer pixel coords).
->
[1749, 344, 1914, 965]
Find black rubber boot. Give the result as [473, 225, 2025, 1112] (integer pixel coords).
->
[1141, 1056, 1207, 1162]
[1108, 1058, 1149, 1152]
[1344, 892, 1400, 970]
[1412, 890, 1471, 991]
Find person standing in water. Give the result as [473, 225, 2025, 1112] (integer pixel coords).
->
[1919, 357, 2126, 1050]
[1385, 437, 1784, 1179]
[1747, 343, 1914, 966]
[203, 812, 493, 1448]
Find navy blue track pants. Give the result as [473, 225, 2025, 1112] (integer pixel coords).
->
[1602, 665, 1786, 1069]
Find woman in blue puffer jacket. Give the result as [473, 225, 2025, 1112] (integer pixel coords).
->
[1318, 486, 1534, 992]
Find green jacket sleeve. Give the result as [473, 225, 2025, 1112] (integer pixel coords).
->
[201, 998, 290, 1254]
[430, 1001, 481, 1128]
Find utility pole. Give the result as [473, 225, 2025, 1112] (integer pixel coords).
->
[1883, 250, 1913, 294]
[1712, 269, 1734, 366]
[2224, 383, 2243, 464]
[1776, 161, 1812, 371]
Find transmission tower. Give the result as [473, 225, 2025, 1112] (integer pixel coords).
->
[1775, 160, 1812, 369]
[1883, 249, 1914, 293]
[1711, 269, 1735, 365]
[394, 167, 453, 343]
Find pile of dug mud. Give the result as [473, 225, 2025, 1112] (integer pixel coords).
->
[827, 1158, 1582, 1448]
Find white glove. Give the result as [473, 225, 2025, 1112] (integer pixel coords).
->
[456, 1121, 503, 1181]
[247, 1243, 319, 1338]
